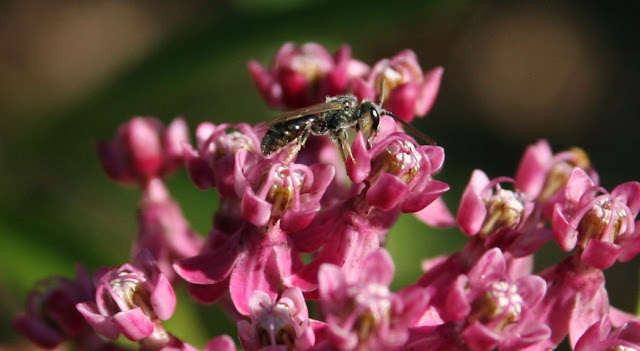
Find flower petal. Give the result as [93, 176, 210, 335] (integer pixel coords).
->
[113, 308, 154, 341]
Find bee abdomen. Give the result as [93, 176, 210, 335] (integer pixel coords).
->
[261, 115, 317, 156]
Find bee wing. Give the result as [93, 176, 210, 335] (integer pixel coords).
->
[385, 112, 436, 145]
[263, 101, 345, 127]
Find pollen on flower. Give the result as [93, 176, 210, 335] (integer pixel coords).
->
[214, 131, 256, 158]
[577, 197, 628, 248]
[291, 54, 332, 82]
[351, 283, 392, 341]
[479, 188, 526, 237]
[469, 281, 523, 331]
[263, 165, 305, 216]
[538, 147, 591, 202]
[255, 303, 297, 348]
[108, 272, 153, 316]
[371, 140, 422, 184]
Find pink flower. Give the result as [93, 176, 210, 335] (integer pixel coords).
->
[175, 153, 334, 314]
[234, 149, 335, 232]
[97, 117, 188, 184]
[409, 249, 549, 351]
[204, 335, 238, 351]
[353, 49, 443, 122]
[184, 122, 261, 195]
[238, 288, 314, 351]
[133, 178, 203, 282]
[76, 251, 176, 344]
[347, 119, 448, 213]
[457, 169, 551, 257]
[575, 318, 640, 351]
[314, 249, 428, 351]
[286, 124, 448, 290]
[515, 140, 598, 218]
[531, 253, 609, 349]
[13, 266, 97, 349]
[249, 42, 369, 109]
[552, 168, 640, 269]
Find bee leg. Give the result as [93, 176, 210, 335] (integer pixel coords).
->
[336, 130, 357, 167]
[284, 128, 311, 164]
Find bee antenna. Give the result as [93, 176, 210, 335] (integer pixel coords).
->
[381, 109, 436, 146]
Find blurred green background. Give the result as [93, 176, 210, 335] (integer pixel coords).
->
[1, 0, 639, 349]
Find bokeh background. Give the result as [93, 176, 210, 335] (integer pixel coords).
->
[1, 0, 638, 349]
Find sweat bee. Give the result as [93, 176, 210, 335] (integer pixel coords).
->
[260, 94, 433, 163]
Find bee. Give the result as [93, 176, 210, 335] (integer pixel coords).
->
[260, 94, 434, 163]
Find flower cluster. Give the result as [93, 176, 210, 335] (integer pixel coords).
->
[15, 42, 640, 351]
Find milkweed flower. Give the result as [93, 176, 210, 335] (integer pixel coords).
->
[76, 251, 177, 347]
[457, 169, 551, 258]
[574, 317, 640, 351]
[314, 249, 428, 351]
[530, 253, 609, 349]
[184, 122, 261, 195]
[552, 168, 640, 269]
[175, 143, 335, 314]
[97, 117, 188, 184]
[238, 288, 314, 351]
[286, 121, 448, 291]
[134, 178, 203, 282]
[408, 249, 549, 351]
[249, 42, 369, 109]
[515, 139, 598, 219]
[352, 49, 443, 122]
[13, 266, 129, 350]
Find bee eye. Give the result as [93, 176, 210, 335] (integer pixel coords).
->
[358, 104, 380, 145]
[370, 108, 380, 130]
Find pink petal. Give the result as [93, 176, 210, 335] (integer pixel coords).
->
[351, 77, 376, 102]
[359, 249, 395, 286]
[186, 279, 229, 304]
[318, 264, 348, 307]
[230, 247, 279, 316]
[581, 240, 621, 269]
[422, 145, 445, 173]
[365, 173, 409, 210]
[457, 172, 489, 236]
[281, 287, 308, 320]
[552, 204, 578, 251]
[515, 140, 552, 198]
[415, 66, 444, 117]
[248, 60, 282, 109]
[461, 322, 501, 351]
[566, 168, 594, 203]
[248, 290, 274, 319]
[401, 180, 449, 213]
[205, 335, 237, 351]
[281, 205, 319, 232]
[386, 83, 418, 122]
[13, 315, 64, 349]
[173, 246, 238, 284]
[113, 308, 154, 341]
[443, 275, 471, 321]
[467, 248, 506, 283]
[150, 273, 176, 320]
[164, 117, 189, 167]
[612, 181, 640, 214]
[76, 302, 120, 340]
[184, 143, 215, 189]
[414, 197, 455, 227]
[126, 118, 163, 178]
[241, 187, 273, 227]
[346, 131, 371, 184]
[514, 275, 546, 307]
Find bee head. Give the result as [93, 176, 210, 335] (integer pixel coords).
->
[358, 101, 381, 147]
